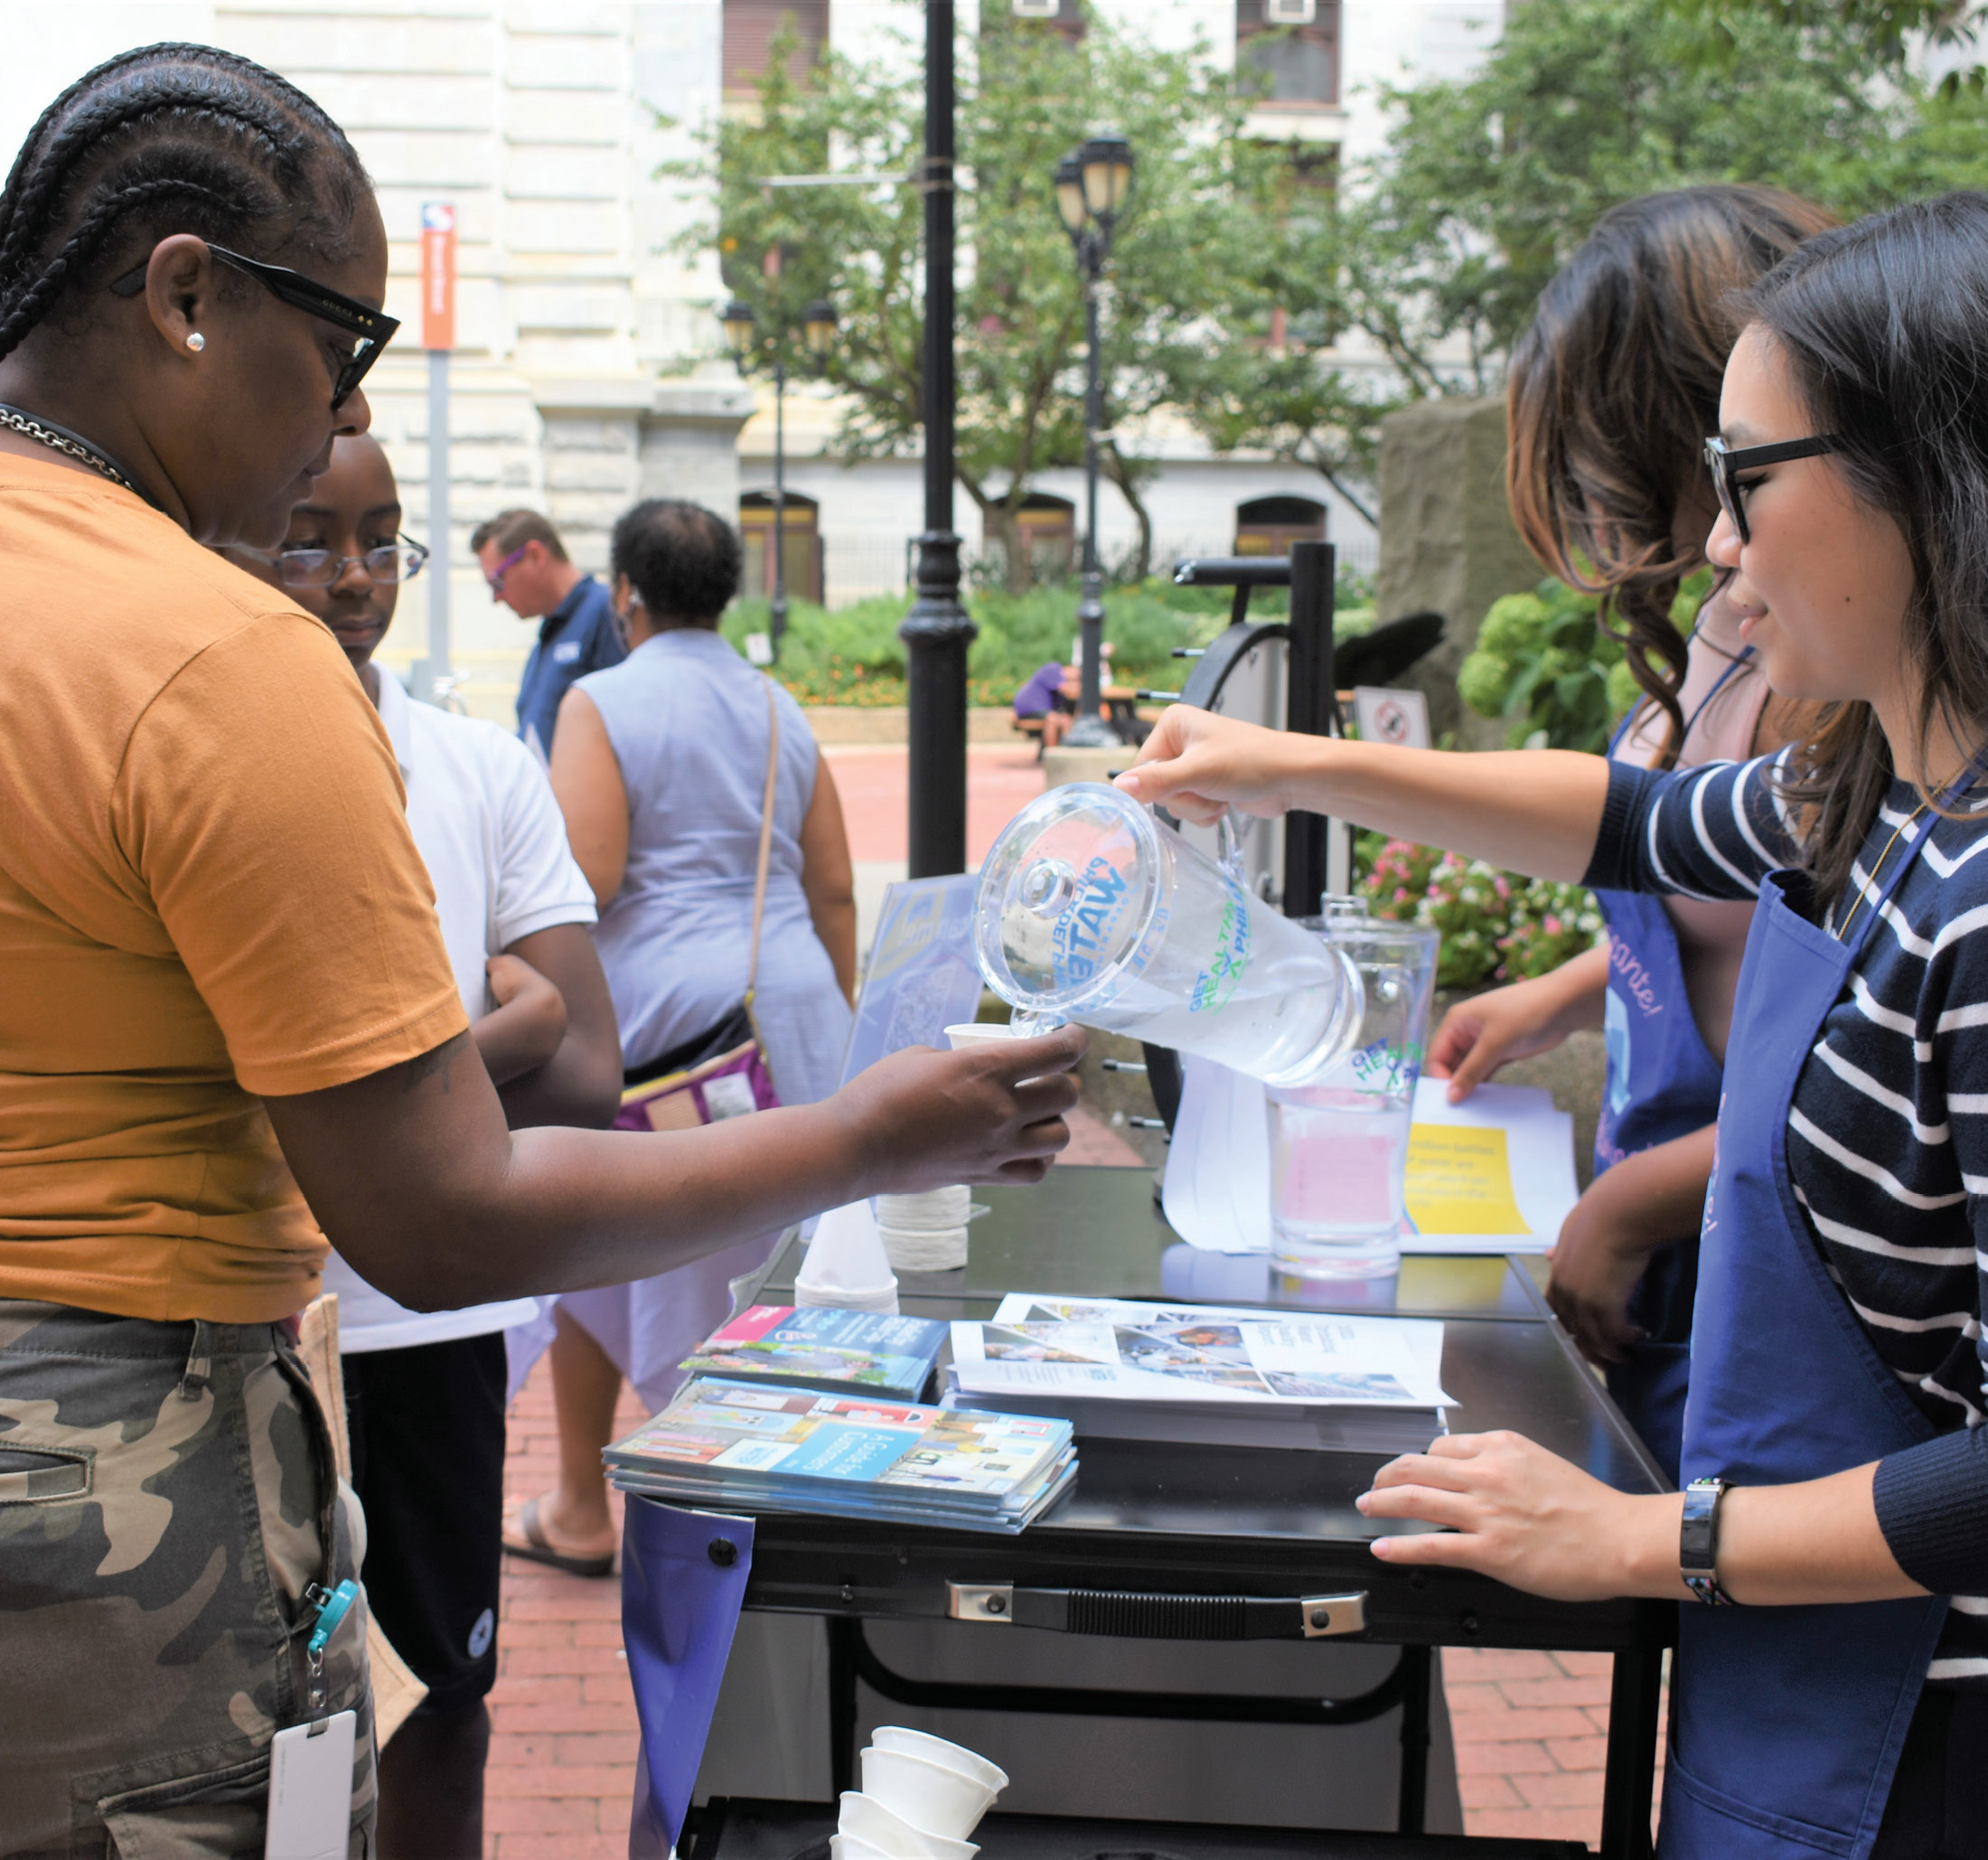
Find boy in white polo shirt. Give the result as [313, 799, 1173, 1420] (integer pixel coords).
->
[230, 435, 622, 1856]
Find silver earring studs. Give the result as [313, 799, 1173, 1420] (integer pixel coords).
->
[185, 332, 205, 352]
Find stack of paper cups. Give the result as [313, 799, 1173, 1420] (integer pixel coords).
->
[876, 1183, 971, 1272]
[793, 1198, 899, 1313]
[833, 1726, 1006, 1858]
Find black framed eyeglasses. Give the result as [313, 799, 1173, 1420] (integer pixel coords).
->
[245, 535, 428, 590]
[1703, 432, 1842, 546]
[109, 243, 399, 410]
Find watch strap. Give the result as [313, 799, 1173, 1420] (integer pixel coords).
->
[1680, 1476, 1736, 1605]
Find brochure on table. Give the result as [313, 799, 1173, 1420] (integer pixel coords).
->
[1162, 1058, 1579, 1256]
[605, 1377, 1075, 1535]
[952, 1293, 1453, 1411]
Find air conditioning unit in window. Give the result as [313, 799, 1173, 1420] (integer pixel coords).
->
[1012, 0, 1061, 15]
[1265, 0, 1318, 22]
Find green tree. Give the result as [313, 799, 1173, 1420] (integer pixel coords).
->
[1665, 0, 1988, 91]
[1202, 0, 1987, 515]
[670, 7, 1282, 588]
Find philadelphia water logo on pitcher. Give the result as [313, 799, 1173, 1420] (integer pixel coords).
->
[1052, 855, 1134, 985]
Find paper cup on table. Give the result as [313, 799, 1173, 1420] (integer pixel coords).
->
[839, 1792, 979, 1860]
[859, 1746, 997, 1840]
[830, 1836, 889, 1860]
[870, 1726, 1009, 1794]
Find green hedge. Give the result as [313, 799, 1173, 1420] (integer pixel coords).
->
[722, 572, 1374, 708]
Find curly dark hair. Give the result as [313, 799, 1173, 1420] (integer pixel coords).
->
[610, 500, 742, 627]
[0, 42, 369, 365]
[1507, 185, 1838, 766]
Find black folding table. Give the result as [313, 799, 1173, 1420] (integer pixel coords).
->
[691, 1166, 1672, 1859]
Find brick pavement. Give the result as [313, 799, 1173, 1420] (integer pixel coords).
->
[1441, 1645, 1667, 1849]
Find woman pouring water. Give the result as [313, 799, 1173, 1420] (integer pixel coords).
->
[1119, 194, 1988, 1857]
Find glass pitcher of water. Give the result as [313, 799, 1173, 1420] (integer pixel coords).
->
[1268, 899, 1440, 1279]
[973, 784, 1364, 1086]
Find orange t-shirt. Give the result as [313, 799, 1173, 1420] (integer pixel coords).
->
[0, 453, 468, 1322]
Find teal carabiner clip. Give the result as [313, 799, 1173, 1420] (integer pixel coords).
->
[306, 1578, 360, 1662]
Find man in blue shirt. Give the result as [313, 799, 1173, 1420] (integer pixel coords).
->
[471, 508, 626, 757]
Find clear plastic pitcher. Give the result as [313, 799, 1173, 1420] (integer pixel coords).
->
[973, 784, 1364, 1086]
[1268, 898, 1440, 1279]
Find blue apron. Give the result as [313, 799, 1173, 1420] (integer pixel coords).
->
[1661, 818, 1950, 1858]
[1593, 653, 1753, 1480]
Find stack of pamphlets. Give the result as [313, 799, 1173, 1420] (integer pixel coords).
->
[605, 1378, 1076, 1534]
[678, 1305, 948, 1401]
[945, 1294, 1454, 1455]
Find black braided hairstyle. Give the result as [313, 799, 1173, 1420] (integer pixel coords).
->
[0, 43, 370, 367]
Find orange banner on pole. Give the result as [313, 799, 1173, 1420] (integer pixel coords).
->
[419, 202, 455, 352]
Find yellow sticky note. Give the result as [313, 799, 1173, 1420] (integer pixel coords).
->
[1404, 1124, 1531, 1235]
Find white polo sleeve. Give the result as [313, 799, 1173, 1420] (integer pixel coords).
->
[483, 725, 598, 949]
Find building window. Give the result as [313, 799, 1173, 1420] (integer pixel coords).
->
[1236, 1, 1339, 109]
[1235, 494, 1327, 557]
[984, 0, 1085, 44]
[739, 492, 823, 605]
[1014, 493, 1077, 581]
[722, 0, 829, 101]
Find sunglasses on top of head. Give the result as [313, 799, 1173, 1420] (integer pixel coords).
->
[109, 243, 399, 411]
[1703, 432, 1842, 546]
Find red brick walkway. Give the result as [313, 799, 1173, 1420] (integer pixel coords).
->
[1441, 1646, 1665, 1848]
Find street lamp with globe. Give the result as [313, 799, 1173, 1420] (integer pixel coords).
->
[1054, 130, 1135, 749]
[720, 294, 838, 659]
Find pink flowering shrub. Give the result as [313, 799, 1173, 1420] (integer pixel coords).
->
[1356, 837, 1603, 989]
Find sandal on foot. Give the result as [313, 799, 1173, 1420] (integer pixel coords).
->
[502, 1496, 615, 1578]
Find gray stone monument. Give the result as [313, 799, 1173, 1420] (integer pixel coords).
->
[1374, 397, 1545, 750]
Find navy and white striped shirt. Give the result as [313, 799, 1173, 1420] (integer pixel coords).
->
[1591, 750, 1988, 1684]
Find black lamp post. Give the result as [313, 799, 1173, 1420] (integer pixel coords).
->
[901, 0, 975, 879]
[722, 294, 838, 658]
[1055, 129, 1135, 750]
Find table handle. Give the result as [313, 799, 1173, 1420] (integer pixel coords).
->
[946, 1582, 1367, 1640]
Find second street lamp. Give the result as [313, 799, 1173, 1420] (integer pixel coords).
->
[721, 294, 837, 658]
[1055, 130, 1135, 750]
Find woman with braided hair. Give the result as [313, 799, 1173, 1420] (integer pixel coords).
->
[0, 44, 1081, 1856]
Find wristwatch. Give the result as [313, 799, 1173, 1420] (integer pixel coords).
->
[1680, 1476, 1736, 1605]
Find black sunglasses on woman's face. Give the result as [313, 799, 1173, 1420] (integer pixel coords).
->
[1703, 432, 1842, 547]
[109, 244, 399, 411]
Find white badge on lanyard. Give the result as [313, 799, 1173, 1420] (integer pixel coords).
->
[265, 1709, 355, 1860]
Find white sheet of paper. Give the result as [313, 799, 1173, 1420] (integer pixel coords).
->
[1160, 1062, 1578, 1256]
[1160, 1057, 1274, 1254]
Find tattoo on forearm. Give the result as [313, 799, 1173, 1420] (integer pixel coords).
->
[399, 1034, 464, 1094]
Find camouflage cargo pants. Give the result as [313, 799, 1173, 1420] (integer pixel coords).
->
[0, 1299, 375, 1858]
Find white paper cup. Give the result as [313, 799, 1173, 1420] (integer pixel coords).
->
[839, 1791, 979, 1859]
[830, 1836, 890, 1860]
[869, 1726, 1009, 1794]
[859, 1745, 997, 1840]
[944, 1022, 1019, 1050]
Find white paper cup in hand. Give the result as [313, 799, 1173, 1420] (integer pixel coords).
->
[944, 1022, 1019, 1051]
[859, 1745, 998, 1840]
[839, 1791, 979, 1859]
[869, 1727, 1009, 1794]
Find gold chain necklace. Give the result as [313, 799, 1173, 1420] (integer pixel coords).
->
[1836, 799, 1931, 942]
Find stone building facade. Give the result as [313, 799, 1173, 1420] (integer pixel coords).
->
[10, 2, 1500, 719]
